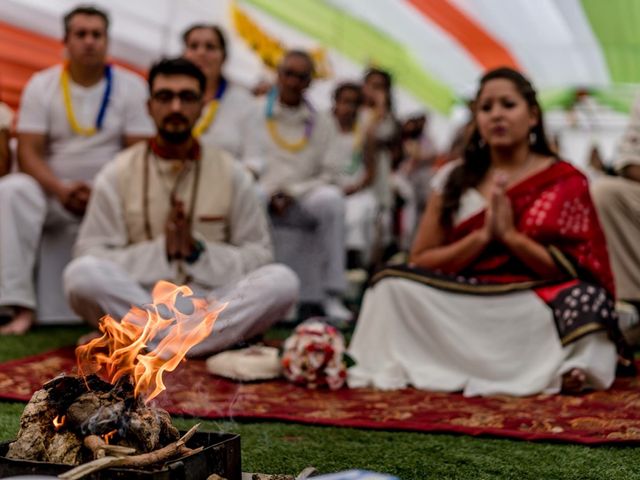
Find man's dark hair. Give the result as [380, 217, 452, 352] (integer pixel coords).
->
[148, 57, 207, 94]
[280, 50, 315, 76]
[63, 5, 110, 39]
[364, 67, 392, 91]
[182, 24, 227, 60]
[334, 82, 363, 104]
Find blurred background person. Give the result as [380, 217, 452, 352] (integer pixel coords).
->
[256, 50, 351, 322]
[348, 67, 630, 396]
[0, 5, 153, 335]
[591, 96, 640, 341]
[325, 82, 379, 270]
[359, 68, 402, 263]
[181, 24, 260, 174]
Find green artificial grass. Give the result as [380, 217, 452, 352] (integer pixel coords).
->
[1, 326, 640, 479]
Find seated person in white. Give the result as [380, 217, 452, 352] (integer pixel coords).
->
[592, 97, 640, 319]
[325, 82, 378, 268]
[359, 69, 403, 253]
[181, 24, 260, 172]
[0, 6, 153, 334]
[348, 67, 632, 396]
[64, 58, 299, 356]
[253, 50, 351, 321]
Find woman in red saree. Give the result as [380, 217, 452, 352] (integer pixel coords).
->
[347, 68, 633, 396]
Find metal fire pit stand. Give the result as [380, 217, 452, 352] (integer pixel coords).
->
[0, 431, 240, 480]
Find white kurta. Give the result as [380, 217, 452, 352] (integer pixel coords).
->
[324, 114, 379, 261]
[255, 99, 347, 301]
[17, 64, 154, 182]
[0, 65, 153, 320]
[255, 99, 336, 198]
[196, 83, 260, 162]
[347, 163, 617, 396]
[64, 142, 299, 355]
[72, 142, 274, 288]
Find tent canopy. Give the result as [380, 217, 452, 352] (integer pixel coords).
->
[1, 0, 639, 115]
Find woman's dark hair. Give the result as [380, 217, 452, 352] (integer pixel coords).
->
[333, 82, 363, 104]
[364, 68, 392, 91]
[440, 67, 556, 227]
[364, 67, 394, 110]
[148, 57, 207, 94]
[182, 24, 227, 61]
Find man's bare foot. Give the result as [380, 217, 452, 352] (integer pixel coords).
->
[561, 368, 588, 394]
[0, 308, 35, 335]
[77, 330, 101, 346]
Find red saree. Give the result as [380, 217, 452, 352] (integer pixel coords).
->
[373, 160, 633, 370]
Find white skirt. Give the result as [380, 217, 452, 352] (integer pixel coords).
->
[347, 277, 617, 396]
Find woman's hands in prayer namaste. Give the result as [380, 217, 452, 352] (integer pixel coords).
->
[483, 171, 517, 243]
[165, 200, 195, 260]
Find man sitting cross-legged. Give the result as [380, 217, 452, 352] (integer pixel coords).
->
[64, 58, 299, 356]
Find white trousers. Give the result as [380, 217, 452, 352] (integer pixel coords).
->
[345, 189, 378, 261]
[0, 173, 79, 313]
[64, 256, 299, 357]
[272, 185, 347, 303]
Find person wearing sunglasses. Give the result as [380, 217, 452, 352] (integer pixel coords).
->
[64, 57, 299, 356]
[254, 50, 352, 322]
[0, 5, 153, 335]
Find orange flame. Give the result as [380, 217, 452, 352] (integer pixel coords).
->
[75, 280, 225, 403]
[103, 430, 117, 445]
[53, 415, 66, 430]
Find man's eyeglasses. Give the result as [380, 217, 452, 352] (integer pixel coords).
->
[151, 89, 202, 105]
[280, 68, 311, 82]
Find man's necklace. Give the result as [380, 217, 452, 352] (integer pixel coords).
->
[265, 88, 315, 153]
[143, 140, 201, 241]
[61, 63, 112, 136]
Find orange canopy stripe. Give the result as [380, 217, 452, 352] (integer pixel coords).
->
[0, 21, 146, 112]
[407, 0, 521, 72]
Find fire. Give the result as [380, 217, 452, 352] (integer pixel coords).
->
[76, 280, 225, 403]
[103, 430, 117, 445]
[53, 415, 65, 430]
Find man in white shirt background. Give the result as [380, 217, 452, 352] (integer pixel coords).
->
[0, 5, 153, 334]
[255, 50, 351, 322]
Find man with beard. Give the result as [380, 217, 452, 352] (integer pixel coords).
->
[63, 57, 299, 356]
[0, 5, 153, 334]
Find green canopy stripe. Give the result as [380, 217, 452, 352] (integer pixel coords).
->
[581, 0, 640, 83]
[240, 0, 456, 113]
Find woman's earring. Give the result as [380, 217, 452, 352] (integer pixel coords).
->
[529, 131, 537, 145]
[478, 138, 486, 148]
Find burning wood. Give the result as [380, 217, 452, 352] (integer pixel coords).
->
[4, 281, 226, 475]
[6, 374, 181, 465]
[59, 424, 202, 480]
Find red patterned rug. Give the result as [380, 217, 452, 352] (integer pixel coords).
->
[1, 347, 640, 445]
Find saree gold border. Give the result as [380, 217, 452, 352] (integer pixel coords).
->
[548, 245, 578, 278]
[371, 268, 547, 295]
[560, 323, 605, 346]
